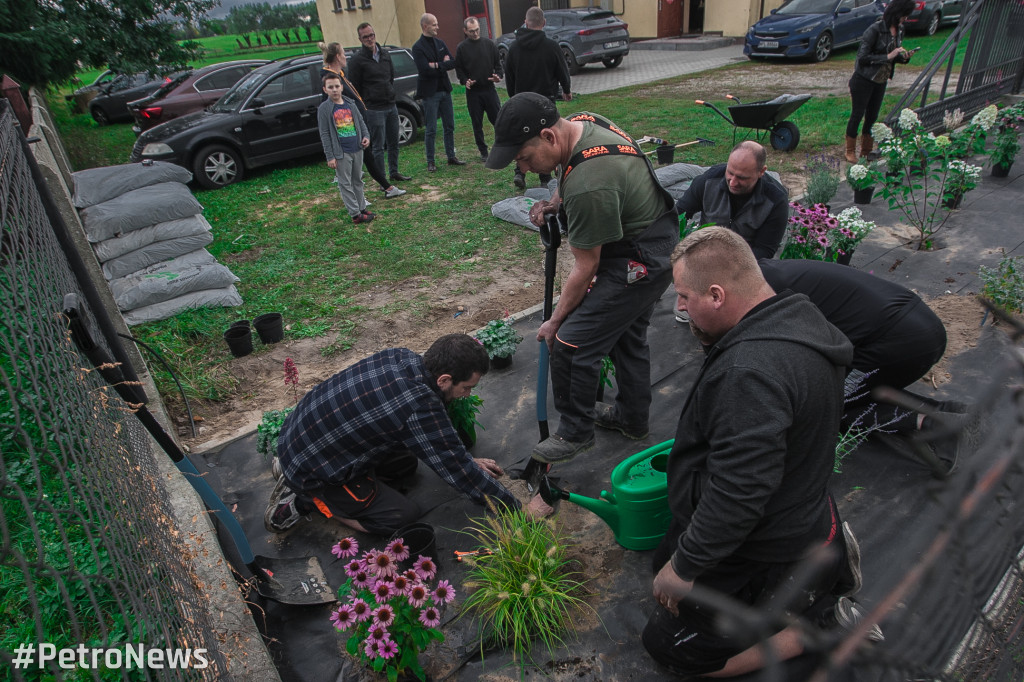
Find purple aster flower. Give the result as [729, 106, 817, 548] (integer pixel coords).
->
[331, 537, 359, 559]
[433, 579, 456, 604]
[373, 579, 393, 604]
[368, 549, 398, 578]
[344, 559, 363, 578]
[380, 640, 399, 659]
[414, 556, 437, 580]
[385, 539, 411, 562]
[363, 639, 380, 659]
[350, 598, 371, 622]
[419, 606, 441, 628]
[352, 570, 371, 589]
[372, 604, 395, 628]
[391, 573, 411, 596]
[407, 583, 428, 608]
[330, 604, 356, 631]
[367, 624, 390, 644]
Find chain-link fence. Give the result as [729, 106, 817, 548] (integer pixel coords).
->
[0, 100, 232, 680]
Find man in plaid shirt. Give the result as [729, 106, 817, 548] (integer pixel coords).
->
[265, 334, 550, 534]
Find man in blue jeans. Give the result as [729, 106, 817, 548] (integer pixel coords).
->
[412, 13, 465, 172]
[348, 22, 412, 182]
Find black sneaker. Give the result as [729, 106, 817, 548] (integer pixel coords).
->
[264, 479, 303, 532]
[513, 172, 526, 189]
[594, 403, 648, 440]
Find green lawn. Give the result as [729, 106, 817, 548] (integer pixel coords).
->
[51, 31, 969, 409]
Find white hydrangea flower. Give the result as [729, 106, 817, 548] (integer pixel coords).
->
[935, 135, 951, 148]
[871, 122, 893, 142]
[971, 104, 998, 131]
[849, 165, 869, 181]
[899, 108, 921, 129]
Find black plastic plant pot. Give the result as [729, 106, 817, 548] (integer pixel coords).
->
[253, 312, 284, 344]
[656, 144, 675, 165]
[853, 187, 875, 205]
[230, 319, 251, 329]
[223, 326, 253, 358]
[490, 354, 513, 370]
[392, 522, 437, 563]
[992, 162, 1012, 178]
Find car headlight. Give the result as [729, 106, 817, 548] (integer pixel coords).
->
[141, 142, 174, 156]
[795, 23, 820, 34]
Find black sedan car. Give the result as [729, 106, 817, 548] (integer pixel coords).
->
[496, 8, 630, 75]
[87, 70, 185, 125]
[131, 49, 423, 189]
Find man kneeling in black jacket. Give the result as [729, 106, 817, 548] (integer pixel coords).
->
[644, 227, 876, 678]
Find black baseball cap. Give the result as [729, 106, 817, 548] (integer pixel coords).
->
[485, 93, 561, 170]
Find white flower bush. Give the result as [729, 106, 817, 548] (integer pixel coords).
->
[837, 207, 875, 242]
[971, 104, 998, 131]
[871, 122, 893, 142]
[899, 108, 921, 129]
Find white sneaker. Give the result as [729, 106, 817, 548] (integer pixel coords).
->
[675, 310, 690, 324]
[384, 186, 406, 198]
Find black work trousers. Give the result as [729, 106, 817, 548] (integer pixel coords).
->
[465, 87, 501, 156]
[550, 212, 676, 442]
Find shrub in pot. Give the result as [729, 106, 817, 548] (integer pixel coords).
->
[474, 318, 523, 369]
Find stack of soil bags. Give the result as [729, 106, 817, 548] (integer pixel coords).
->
[72, 161, 241, 325]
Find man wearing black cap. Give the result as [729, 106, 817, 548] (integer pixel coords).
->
[486, 92, 678, 464]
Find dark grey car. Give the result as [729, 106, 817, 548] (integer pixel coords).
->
[87, 71, 184, 125]
[496, 8, 630, 75]
[131, 49, 423, 189]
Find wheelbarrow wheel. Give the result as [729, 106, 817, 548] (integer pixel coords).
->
[770, 121, 800, 152]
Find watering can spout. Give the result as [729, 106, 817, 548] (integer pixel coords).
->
[540, 476, 620, 534]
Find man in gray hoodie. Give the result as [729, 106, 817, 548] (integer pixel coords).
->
[643, 227, 867, 678]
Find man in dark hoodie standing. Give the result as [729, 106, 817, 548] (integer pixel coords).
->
[643, 227, 873, 678]
[412, 13, 465, 172]
[504, 6, 571, 189]
[455, 17, 503, 162]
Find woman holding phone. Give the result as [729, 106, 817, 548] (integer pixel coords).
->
[845, 0, 916, 163]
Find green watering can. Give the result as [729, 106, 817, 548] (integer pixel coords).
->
[541, 440, 674, 551]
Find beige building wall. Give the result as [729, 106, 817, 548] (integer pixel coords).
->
[706, 0, 786, 36]
[317, 0, 426, 48]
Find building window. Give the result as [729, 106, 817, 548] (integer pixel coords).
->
[345, 0, 356, 10]
[360, 0, 371, 7]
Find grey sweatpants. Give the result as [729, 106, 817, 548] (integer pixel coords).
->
[333, 150, 366, 217]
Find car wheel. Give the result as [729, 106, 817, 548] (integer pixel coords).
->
[602, 55, 623, 69]
[812, 32, 833, 62]
[770, 121, 801, 152]
[397, 108, 417, 147]
[562, 46, 582, 75]
[926, 12, 940, 35]
[90, 106, 110, 126]
[193, 145, 243, 189]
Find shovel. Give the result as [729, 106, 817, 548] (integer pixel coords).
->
[63, 295, 334, 606]
[517, 209, 564, 492]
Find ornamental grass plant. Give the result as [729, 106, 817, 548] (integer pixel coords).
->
[458, 508, 592, 670]
[803, 153, 841, 207]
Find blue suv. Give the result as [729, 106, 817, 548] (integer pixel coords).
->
[744, 0, 884, 63]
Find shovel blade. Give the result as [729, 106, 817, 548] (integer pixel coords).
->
[252, 555, 335, 605]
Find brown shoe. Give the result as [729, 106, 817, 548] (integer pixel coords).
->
[845, 136, 858, 163]
[860, 134, 874, 159]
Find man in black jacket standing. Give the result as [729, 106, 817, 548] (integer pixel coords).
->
[349, 23, 411, 182]
[504, 6, 571, 189]
[644, 227, 871, 678]
[455, 17, 503, 163]
[412, 13, 465, 172]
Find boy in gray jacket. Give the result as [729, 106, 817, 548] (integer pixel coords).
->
[318, 74, 374, 224]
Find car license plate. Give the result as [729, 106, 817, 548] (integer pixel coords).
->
[760, 40, 779, 48]
[604, 40, 623, 49]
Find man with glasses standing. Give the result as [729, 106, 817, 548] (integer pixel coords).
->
[348, 23, 411, 182]
[454, 17, 503, 163]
